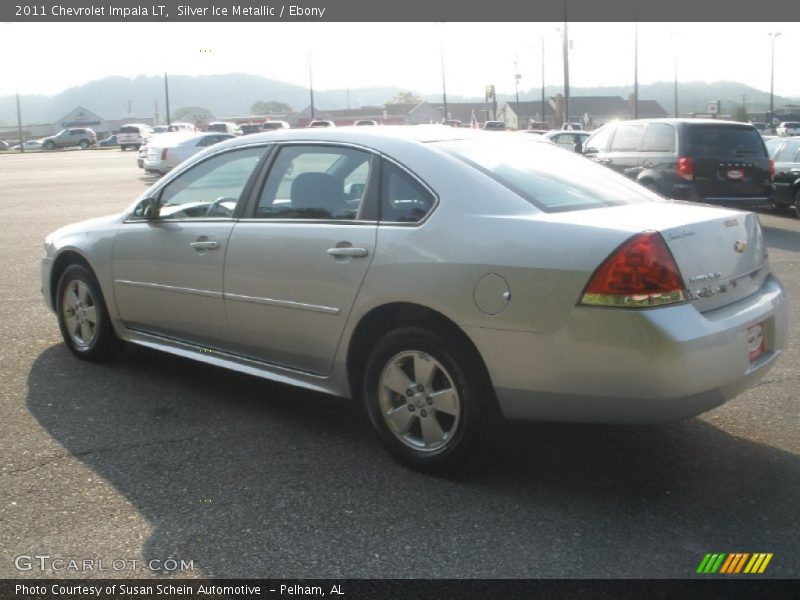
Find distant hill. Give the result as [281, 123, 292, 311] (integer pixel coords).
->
[1, 74, 797, 125]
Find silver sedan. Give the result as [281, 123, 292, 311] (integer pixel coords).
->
[41, 126, 788, 471]
[143, 132, 234, 174]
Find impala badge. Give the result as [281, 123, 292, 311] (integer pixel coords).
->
[734, 241, 747, 253]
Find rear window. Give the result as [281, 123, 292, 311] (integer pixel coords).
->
[119, 126, 141, 134]
[207, 124, 227, 132]
[687, 125, 765, 158]
[438, 138, 658, 213]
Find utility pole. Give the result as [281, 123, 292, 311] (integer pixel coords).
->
[154, 100, 159, 126]
[562, 14, 570, 126]
[16, 92, 24, 153]
[514, 56, 520, 104]
[541, 37, 546, 126]
[769, 32, 782, 131]
[164, 72, 171, 126]
[673, 57, 678, 118]
[309, 55, 315, 120]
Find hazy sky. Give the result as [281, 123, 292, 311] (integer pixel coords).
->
[2, 22, 798, 98]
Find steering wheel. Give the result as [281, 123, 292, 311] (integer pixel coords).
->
[205, 197, 237, 217]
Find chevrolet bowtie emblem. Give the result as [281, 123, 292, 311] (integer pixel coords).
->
[734, 241, 747, 253]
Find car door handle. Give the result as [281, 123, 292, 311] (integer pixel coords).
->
[327, 247, 369, 258]
[190, 240, 219, 250]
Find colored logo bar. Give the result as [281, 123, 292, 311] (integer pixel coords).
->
[696, 553, 773, 574]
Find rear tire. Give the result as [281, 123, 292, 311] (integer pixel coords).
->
[44, 141, 55, 150]
[363, 326, 490, 472]
[56, 264, 123, 361]
[79, 140, 89, 149]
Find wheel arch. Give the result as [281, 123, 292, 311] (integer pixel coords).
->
[345, 302, 500, 415]
[50, 250, 95, 309]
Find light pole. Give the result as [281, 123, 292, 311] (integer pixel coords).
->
[633, 23, 639, 119]
[561, 16, 570, 126]
[164, 72, 171, 127]
[16, 91, 24, 153]
[308, 53, 315, 120]
[440, 42, 448, 121]
[768, 32, 782, 130]
[514, 56, 521, 104]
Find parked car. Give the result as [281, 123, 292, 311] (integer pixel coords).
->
[582, 119, 775, 207]
[354, 120, 378, 126]
[41, 128, 97, 150]
[117, 124, 152, 151]
[562, 122, 584, 131]
[143, 132, 234, 174]
[776, 122, 800, 137]
[41, 126, 787, 471]
[482, 120, 506, 131]
[767, 137, 800, 213]
[11, 139, 43, 151]
[543, 130, 591, 152]
[98, 135, 119, 148]
[308, 120, 335, 128]
[137, 143, 148, 169]
[240, 124, 263, 135]
[207, 121, 242, 136]
[442, 120, 462, 127]
[261, 121, 290, 131]
[167, 122, 196, 133]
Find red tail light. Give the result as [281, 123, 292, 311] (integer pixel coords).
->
[677, 157, 694, 181]
[769, 159, 775, 181]
[580, 231, 687, 308]
[161, 148, 168, 160]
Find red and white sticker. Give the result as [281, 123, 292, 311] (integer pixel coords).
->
[727, 169, 744, 180]
[747, 322, 765, 362]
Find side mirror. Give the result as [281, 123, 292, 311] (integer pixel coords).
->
[582, 146, 597, 155]
[133, 197, 160, 219]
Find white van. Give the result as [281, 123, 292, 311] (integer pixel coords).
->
[206, 121, 242, 135]
[117, 123, 153, 151]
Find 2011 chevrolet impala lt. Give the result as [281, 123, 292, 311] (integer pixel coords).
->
[41, 126, 788, 470]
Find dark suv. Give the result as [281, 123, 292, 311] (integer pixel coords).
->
[582, 119, 774, 207]
[41, 128, 97, 150]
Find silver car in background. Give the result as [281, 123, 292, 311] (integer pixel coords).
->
[143, 132, 234, 174]
[41, 126, 787, 471]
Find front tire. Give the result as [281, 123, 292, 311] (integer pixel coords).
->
[363, 326, 490, 472]
[79, 140, 89, 149]
[794, 188, 800, 218]
[56, 264, 123, 361]
[44, 141, 55, 150]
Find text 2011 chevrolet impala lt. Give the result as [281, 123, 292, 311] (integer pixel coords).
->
[42, 127, 787, 470]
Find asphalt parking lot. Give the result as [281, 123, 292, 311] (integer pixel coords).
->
[0, 149, 798, 579]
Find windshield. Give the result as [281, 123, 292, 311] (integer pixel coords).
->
[436, 137, 659, 212]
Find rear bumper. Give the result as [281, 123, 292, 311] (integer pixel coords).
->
[670, 183, 775, 207]
[465, 274, 787, 423]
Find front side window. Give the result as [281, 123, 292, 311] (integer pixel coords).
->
[583, 126, 612, 154]
[154, 146, 267, 219]
[609, 123, 646, 152]
[255, 145, 373, 220]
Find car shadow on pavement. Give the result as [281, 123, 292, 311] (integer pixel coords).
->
[26, 344, 800, 578]
[761, 223, 800, 253]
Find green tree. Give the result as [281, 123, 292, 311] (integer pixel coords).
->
[172, 106, 215, 122]
[251, 100, 293, 115]
[387, 91, 422, 106]
[731, 104, 748, 123]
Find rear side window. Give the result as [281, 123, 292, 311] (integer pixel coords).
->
[687, 125, 765, 158]
[381, 162, 435, 223]
[775, 139, 800, 162]
[641, 124, 676, 153]
[609, 123, 646, 152]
